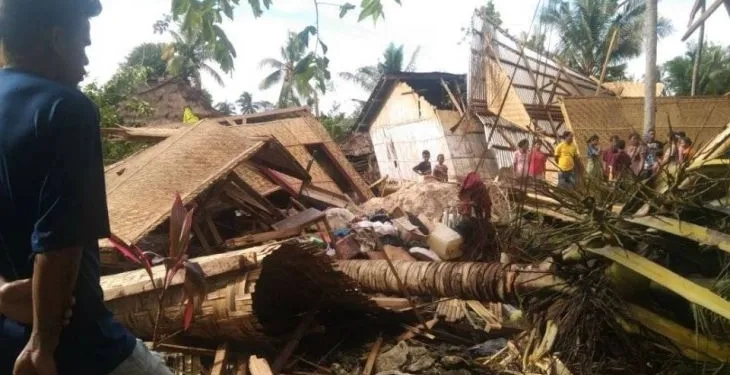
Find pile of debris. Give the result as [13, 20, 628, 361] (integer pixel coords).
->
[100, 108, 730, 375]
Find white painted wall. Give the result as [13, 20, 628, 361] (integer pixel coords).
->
[369, 81, 497, 182]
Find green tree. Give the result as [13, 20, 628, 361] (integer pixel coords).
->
[541, 0, 673, 80]
[236, 92, 273, 114]
[662, 43, 730, 96]
[319, 103, 356, 142]
[339, 43, 420, 92]
[163, 26, 234, 88]
[215, 101, 236, 115]
[123, 43, 168, 80]
[163, 0, 399, 77]
[258, 31, 328, 112]
[83, 66, 152, 165]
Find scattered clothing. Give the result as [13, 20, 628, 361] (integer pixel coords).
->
[432, 163, 448, 182]
[412, 160, 432, 175]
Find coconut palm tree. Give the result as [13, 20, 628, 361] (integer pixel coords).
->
[236, 92, 274, 114]
[258, 32, 327, 112]
[662, 43, 730, 96]
[162, 27, 230, 88]
[214, 101, 236, 115]
[540, 0, 673, 80]
[339, 43, 421, 92]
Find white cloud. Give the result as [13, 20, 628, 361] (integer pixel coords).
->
[84, 0, 730, 115]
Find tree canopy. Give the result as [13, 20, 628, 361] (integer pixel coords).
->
[662, 43, 730, 96]
[541, 0, 673, 80]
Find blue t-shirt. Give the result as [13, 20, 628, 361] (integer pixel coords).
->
[0, 68, 135, 374]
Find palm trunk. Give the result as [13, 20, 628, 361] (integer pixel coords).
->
[337, 260, 569, 304]
[690, 2, 706, 96]
[643, 0, 658, 135]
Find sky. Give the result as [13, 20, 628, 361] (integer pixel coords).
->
[84, 0, 730, 114]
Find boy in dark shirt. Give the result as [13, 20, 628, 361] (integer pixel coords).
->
[413, 150, 432, 176]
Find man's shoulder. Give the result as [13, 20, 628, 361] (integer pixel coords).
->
[0, 69, 97, 120]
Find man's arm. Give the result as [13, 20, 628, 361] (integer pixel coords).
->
[26, 249, 81, 353]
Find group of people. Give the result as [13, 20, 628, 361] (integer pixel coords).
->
[512, 129, 695, 190]
[412, 150, 449, 182]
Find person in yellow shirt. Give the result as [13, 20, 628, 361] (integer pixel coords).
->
[554, 131, 579, 189]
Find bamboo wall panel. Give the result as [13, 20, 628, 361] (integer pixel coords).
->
[562, 96, 730, 157]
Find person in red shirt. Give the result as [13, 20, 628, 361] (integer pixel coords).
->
[528, 140, 548, 180]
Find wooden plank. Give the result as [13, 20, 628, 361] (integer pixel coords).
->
[193, 221, 212, 252]
[361, 335, 383, 375]
[229, 173, 285, 220]
[211, 343, 229, 375]
[205, 213, 224, 246]
[271, 305, 319, 373]
[226, 227, 302, 249]
[272, 208, 325, 231]
[249, 355, 274, 375]
[682, 0, 726, 41]
[441, 78, 464, 116]
[383, 245, 417, 262]
[153, 343, 217, 357]
[236, 357, 248, 375]
[371, 297, 411, 311]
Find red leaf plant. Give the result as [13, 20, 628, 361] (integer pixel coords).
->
[108, 193, 207, 346]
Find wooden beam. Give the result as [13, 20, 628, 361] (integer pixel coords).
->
[225, 227, 302, 249]
[205, 212, 224, 246]
[227, 173, 283, 219]
[361, 335, 384, 375]
[211, 343, 230, 375]
[236, 358, 248, 375]
[271, 305, 319, 373]
[682, 0, 726, 41]
[193, 221, 212, 252]
[249, 356, 274, 375]
[441, 78, 464, 116]
[596, 28, 619, 95]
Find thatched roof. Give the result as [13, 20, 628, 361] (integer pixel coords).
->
[122, 77, 222, 126]
[104, 107, 374, 202]
[340, 132, 374, 157]
[561, 96, 730, 155]
[104, 120, 310, 245]
[602, 81, 665, 97]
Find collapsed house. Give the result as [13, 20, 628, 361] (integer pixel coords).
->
[561, 96, 730, 155]
[469, 20, 613, 140]
[354, 72, 498, 182]
[100, 108, 373, 269]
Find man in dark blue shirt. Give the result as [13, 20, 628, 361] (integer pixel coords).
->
[0, 0, 171, 374]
